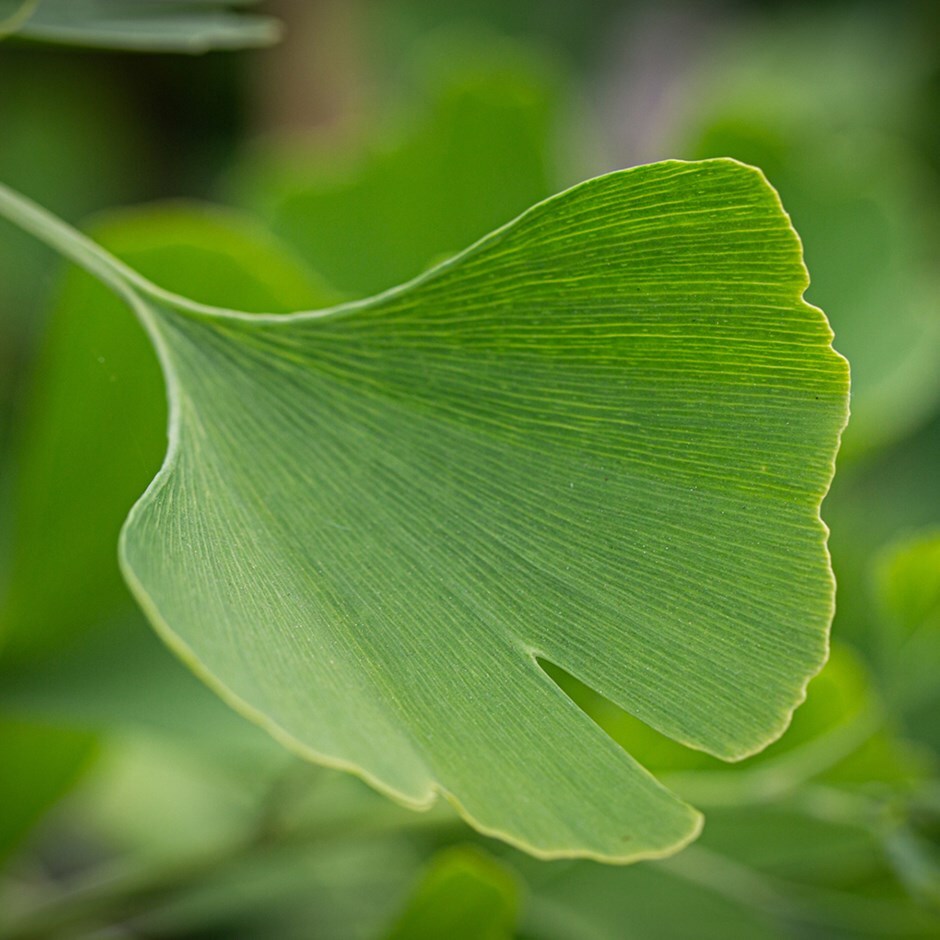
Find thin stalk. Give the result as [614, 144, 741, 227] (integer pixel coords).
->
[0, 182, 152, 303]
[0, 180, 337, 324]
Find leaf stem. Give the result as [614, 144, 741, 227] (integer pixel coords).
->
[0, 180, 297, 324]
[0, 181, 152, 303]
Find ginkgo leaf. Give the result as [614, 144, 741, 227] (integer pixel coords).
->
[0, 158, 849, 862]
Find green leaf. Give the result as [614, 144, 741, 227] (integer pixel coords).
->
[2, 0, 280, 52]
[876, 531, 940, 746]
[383, 846, 519, 940]
[0, 159, 849, 862]
[68, 732, 281, 863]
[0, 49, 152, 350]
[879, 531, 940, 647]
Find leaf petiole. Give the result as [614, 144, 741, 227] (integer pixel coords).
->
[0, 181, 149, 303]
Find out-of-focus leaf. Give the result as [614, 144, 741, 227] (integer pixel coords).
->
[2, 0, 280, 52]
[876, 531, 940, 748]
[228, 39, 560, 297]
[383, 846, 519, 940]
[824, 410, 940, 651]
[0, 203, 335, 660]
[0, 717, 97, 864]
[0, 158, 848, 861]
[0, 56, 149, 515]
[879, 532, 940, 654]
[661, 842, 940, 939]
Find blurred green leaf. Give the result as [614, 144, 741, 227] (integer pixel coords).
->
[229, 38, 560, 297]
[383, 846, 519, 940]
[1, 795, 426, 940]
[659, 841, 940, 939]
[823, 409, 940, 654]
[1, 0, 280, 52]
[0, 158, 848, 861]
[697, 806, 883, 888]
[879, 532, 940, 651]
[0, 718, 97, 864]
[0, 57, 149, 518]
[876, 531, 940, 748]
[0, 203, 335, 660]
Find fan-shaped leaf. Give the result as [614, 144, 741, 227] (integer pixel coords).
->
[0, 159, 849, 861]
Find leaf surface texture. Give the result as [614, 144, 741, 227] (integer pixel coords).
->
[0, 159, 849, 860]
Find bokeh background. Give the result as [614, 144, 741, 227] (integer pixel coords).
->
[1, 1, 938, 937]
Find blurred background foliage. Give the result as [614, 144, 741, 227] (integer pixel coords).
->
[0, 0, 938, 937]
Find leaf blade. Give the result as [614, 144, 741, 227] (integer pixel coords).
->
[112, 158, 847, 861]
